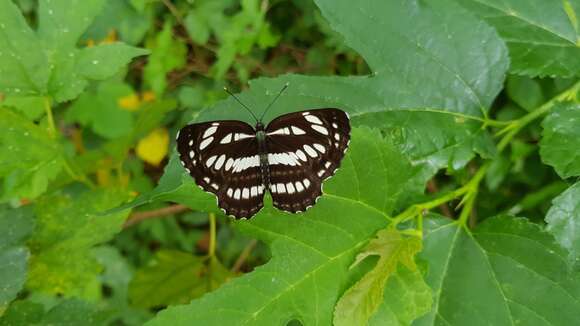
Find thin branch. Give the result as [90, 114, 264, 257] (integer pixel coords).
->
[231, 239, 258, 273]
[426, 179, 453, 217]
[123, 204, 190, 228]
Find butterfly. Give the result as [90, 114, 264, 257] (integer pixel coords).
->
[176, 84, 351, 219]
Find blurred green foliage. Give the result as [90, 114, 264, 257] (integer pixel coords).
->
[0, 0, 579, 325]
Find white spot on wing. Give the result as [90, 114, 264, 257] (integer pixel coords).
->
[188, 140, 194, 146]
[214, 155, 226, 170]
[225, 158, 234, 171]
[313, 143, 326, 153]
[296, 181, 304, 192]
[296, 150, 307, 162]
[242, 188, 249, 199]
[234, 189, 241, 200]
[238, 133, 254, 140]
[220, 133, 232, 144]
[204, 177, 210, 183]
[199, 137, 213, 150]
[206, 155, 217, 168]
[318, 170, 325, 177]
[277, 183, 286, 193]
[304, 144, 317, 158]
[305, 114, 323, 125]
[332, 122, 338, 128]
[311, 125, 328, 135]
[334, 133, 340, 141]
[325, 162, 331, 168]
[203, 126, 217, 138]
[291, 126, 306, 135]
[227, 188, 233, 197]
[303, 179, 311, 188]
[251, 186, 257, 197]
[189, 151, 195, 159]
[286, 182, 295, 194]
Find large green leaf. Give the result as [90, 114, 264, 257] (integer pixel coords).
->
[546, 182, 580, 265]
[128, 251, 232, 308]
[27, 188, 131, 299]
[416, 215, 580, 325]
[188, 0, 505, 175]
[146, 127, 418, 325]
[0, 0, 148, 102]
[0, 108, 65, 202]
[334, 230, 428, 326]
[459, 0, 580, 77]
[0, 206, 34, 311]
[540, 103, 580, 178]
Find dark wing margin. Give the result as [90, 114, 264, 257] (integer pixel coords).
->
[176, 120, 265, 219]
[265, 108, 350, 213]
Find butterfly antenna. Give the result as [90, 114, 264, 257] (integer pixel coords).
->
[224, 87, 259, 123]
[259, 82, 289, 121]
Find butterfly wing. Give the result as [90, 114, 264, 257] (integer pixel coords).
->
[177, 121, 265, 219]
[265, 108, 351, 213]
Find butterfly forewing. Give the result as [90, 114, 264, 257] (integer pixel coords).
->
[177, 121, 266, 218]
[265, 108, 350, 213]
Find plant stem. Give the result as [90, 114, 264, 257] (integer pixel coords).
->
[496, 80, 580, 151]
[208, 213, 217, 257]
[43, 97, 57, 138]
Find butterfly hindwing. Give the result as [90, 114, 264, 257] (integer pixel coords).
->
[265, 108, 350, 213]
[177, 121, 266, 218]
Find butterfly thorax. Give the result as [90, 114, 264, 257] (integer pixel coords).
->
[255, 122, 271, 191]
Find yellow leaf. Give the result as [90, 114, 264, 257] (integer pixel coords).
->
[136, 128, 169, 166]
[118, 94, 141, 111]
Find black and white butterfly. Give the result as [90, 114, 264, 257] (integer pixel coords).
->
[176, 85, 350, 219]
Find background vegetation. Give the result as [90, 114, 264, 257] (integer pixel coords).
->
[1, 0, 580, 325]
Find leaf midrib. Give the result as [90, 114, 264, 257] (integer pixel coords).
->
[471, 0, 578, 45]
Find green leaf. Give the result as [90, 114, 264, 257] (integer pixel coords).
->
[368, 264, 432, 326]
[143, 21, 187, 95]
[0, 298, 110, 326]
[0, 96, 45, 120]
[0, 0, 49, 96]
[0, 205, 34, 310]
[506, 75, 545, 112]
[65, 82, 135, 139]
[540, 103, 580, 178]
[0, 108, 65, 202]
[333, 230, 428, 326]
[416, 215, 580, 325]
[185, 11, 211, 45]
[77, 43, 149, 80]
[128, 251, 232, 308]
[27, 188, 130, 299]
[93, 246, 152, 325]
[546, 182, 580, 265]
[313, 0, 507, 115]
[459, 0, 580, 77]
[84, 0, 152, 45]
[0, 0, 148, 102]
[145, 127, 417, 325]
